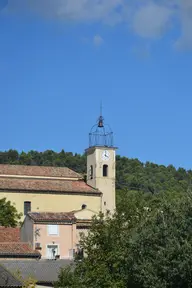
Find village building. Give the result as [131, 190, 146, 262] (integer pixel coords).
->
[0, 112, 117, 284]
[21, 212, 75, 259]
[0, 112, 117, 222]
[0, 165, 101, 222]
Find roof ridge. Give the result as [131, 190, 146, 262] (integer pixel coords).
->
[0, 164, 82, 179]
[0, 163, 72, 169]
[0, 241, 30, 244]
[0, 226, 19, 228]
[29, 211, 74, 214]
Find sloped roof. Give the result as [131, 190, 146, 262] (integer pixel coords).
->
[0, 265, 22, 287]
[28, 212, 76, 223]
[0, 164, 82, 179]
[1, 260, 73, 284]
[0, 243, 40, 257]
[0, 177, 100, 194]
[72, 208, 97, 221]
[0, 227, 20, 243]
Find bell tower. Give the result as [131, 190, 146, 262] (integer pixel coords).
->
[85, 108, 117, 214]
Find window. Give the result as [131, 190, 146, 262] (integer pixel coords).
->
[89, 165, 93, 179]
[48, 225, 59, 235]
[24, 201, 31, 215]
[103, 165, 108, 177]
[82, 204, 87, 210]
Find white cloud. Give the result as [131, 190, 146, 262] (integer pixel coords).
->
[2, 0, 192, 50]
[93, 35, 104, 46]
[132, 3, 173, 38]
[174, 0, 192, 50]
[6, 0, 124, 24]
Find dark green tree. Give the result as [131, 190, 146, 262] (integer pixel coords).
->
[55, 189, 192, 288]
[0, 198, 22, 227]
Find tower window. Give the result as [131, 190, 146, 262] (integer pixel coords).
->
[89, 165, 93, 179]
[103, 165, 108, 177]
[24, 201, 31, 216]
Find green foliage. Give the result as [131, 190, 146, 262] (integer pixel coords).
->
[14, 270, 37, 288]
[0, 198, 22, 227]
[55, 190, 192, 288]
[55, 266, 79, 288]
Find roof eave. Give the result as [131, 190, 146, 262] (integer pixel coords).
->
[0, 188, 102, 196]
[0, 253, 41, 257]
[31, 220, 76, 224]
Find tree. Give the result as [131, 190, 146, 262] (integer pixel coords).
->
[0, 198, 22, 227]
[55, 189, 192, 288]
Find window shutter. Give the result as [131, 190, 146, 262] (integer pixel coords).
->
[48, 225, 58, 235]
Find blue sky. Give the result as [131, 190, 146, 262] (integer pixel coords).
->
[1, 0, 192, 169]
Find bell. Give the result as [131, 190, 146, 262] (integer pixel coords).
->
[98, 116, 104, 127]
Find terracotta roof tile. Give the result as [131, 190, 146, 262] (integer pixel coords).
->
[0, 227, 20, 243]
[0, 164, 82, 179]
[28, 212, 76, 222]
[0, 178, 100, 194]
[0, 243, 40, 256]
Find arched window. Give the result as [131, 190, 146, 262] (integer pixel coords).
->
[89, 165, 93, 179]
[103, 165, 108, 177]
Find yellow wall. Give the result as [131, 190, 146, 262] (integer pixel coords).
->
[87, 146, 116, 214]
[0, 191, 101, 221]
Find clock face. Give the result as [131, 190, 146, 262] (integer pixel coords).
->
[102, 150, 110, 161]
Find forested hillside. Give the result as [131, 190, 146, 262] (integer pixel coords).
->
[0, 149, 192, 196]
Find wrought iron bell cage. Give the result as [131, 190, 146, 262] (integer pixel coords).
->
[89, 115, 114, 148]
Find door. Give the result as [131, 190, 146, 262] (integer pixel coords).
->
[46, 245, 59, 259]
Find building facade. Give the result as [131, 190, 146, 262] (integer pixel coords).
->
[0, 165, 101, 222]
[21, 212, 76, 259]
[0, 112, 116, 221]
[20, 210, 94, 259]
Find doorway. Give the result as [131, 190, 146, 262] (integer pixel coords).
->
[46, 244, 59, 259]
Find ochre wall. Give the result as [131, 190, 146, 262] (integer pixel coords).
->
[0, 191, 101, 221]
[87, 146, 116, 214]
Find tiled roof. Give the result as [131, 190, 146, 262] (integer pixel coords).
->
[28, 212, 76, 222]
[0, 265, 22, 287]
[0, 243, 40, 257]
[0, 164, 82, 179]
[0, 227, 20, 243]
[1, 260, 73, 284]
[0, 178, 100, 194]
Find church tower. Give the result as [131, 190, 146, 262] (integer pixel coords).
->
[85, 109, 117, 214]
